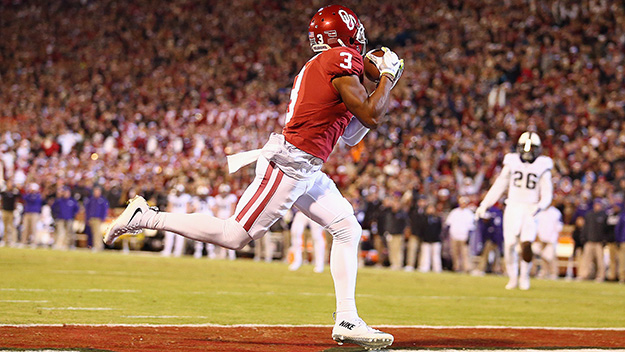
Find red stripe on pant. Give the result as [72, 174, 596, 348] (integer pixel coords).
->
[243, 168, 284, 231]
[235, 161, 275, 223]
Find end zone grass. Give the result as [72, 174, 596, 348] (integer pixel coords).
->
[1, 247, 624, 327]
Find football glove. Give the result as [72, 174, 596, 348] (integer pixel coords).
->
[528, 204, 542, 217]
[365, 47, 404, 88]
[474, 205, 487, 220]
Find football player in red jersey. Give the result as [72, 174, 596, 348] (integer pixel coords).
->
[104, 4, 403, 349]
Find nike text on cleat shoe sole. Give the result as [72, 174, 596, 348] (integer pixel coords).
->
[332, 334, 393, 350]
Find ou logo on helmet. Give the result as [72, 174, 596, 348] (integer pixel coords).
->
[338, 9, 356, 30]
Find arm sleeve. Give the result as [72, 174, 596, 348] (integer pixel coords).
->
[479, 165, 511, 209]
[340, 116, 370, 146]
[536, 170, 553, 211]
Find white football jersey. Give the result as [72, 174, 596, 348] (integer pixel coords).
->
[193, 196, 215, 215]
[168, 193, 192, 213]
[214, 193, 238, 218]
[503, 153, 553, 204]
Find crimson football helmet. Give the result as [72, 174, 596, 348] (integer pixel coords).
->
[308, 5, 367, 55]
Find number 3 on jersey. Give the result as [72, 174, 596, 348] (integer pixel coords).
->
[339, 52, 353, 69]
[513, 171, 537, 190]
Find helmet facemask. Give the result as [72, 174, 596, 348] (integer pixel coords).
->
[517, 132, 542, 163]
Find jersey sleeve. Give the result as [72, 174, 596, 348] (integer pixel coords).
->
[502, 153, 518, 167]
[324, 47, 364, 79]
[537, 156, 554, 175]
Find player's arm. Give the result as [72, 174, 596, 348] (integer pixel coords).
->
[535, 170, 553, 212]
[333, 47, 404, 129]
[476, 165, 511, 217]
[333, 75, 393, 129]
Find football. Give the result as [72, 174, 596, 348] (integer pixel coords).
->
[364, 49, 384, 83]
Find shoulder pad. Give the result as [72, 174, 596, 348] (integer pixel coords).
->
[503, 153, 520, 166]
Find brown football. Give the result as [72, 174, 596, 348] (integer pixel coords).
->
[364, 49, 384, 83]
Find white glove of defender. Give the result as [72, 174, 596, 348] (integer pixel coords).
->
[528, 204, 541, 217]
[365, 47, 404, 88]
[474, 205, 487, 220]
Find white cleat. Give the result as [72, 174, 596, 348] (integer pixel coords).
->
[288, 262, 302, 271]
[505, 279, 518, 290]
[332, 316, 394, 350]
[103, 196, 152, 245]
[519, 276, 531, 290]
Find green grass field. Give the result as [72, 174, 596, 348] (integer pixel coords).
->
[1, 247, 624, 328]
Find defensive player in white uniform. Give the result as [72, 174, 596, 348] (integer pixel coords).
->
[533, 204, 563, 279]
[162, 184, 192, 257]
[213, 184, 238, 260]
[288, 210, 326, 273]
[476, 132, 553, 290]
[104, 4, 403, 349]
[192, 186, 216, 259]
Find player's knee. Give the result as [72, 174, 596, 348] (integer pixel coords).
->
[521, 241, 533, 262]
[223, 218, 252, 250]
[326, 215, 361, 245]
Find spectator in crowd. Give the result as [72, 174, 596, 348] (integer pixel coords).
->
[445, 197, 475, 273]
[418, 204, 443, 273]
[379, 195, 409, 271]
[84, 186, 109, 252]
[605, 195, 623, 281]
[51, 187, 80, 250]
[1, 179, 20, 246]
[566, 215, 586, 280]
[579, 199, 608, 282]
[473, 204, 504, 276]
[615, 205, 625, 284]
[533, 203, 564, 280]
[360, 188, 383, 266]
[406, 196, 427, 272]
[22, 183, 43, 247]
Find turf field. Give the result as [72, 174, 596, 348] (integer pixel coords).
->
[1, 247, 624, 351]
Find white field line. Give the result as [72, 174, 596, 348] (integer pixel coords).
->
[39, 307, 115, 311]
[1, 323, 624, 330]
[121, 315, 210, 319]
[0, 288, 138, 293]
[51, 270, 160, 276]
[0, 300, 49, 303]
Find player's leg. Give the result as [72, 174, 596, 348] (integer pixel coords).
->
[309, 219, 325, 273]
[418, 242, 431, 272]
[294, 172, 393, 349]
[173, 234, 185, 257]
[194, 241, 204, 259]
[502, 204, 523, 289]
[432, 241, 443, 273]
[519, 208, 538, 290]
[162, 231, 174, 256]
[288, 212, 306, 271]
[405, 235, 418, 271]
[104, 157, 304, 251]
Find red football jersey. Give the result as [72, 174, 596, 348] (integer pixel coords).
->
[282, 47, 364, 162]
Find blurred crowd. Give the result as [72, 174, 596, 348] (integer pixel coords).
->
[1, 0, 625, 281]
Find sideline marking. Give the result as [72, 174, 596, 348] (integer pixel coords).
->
[0, 288, 138, 293]
[40, 307, 115, 311]
[121, 315, 210, 319]
[1, 323, 624, 330]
